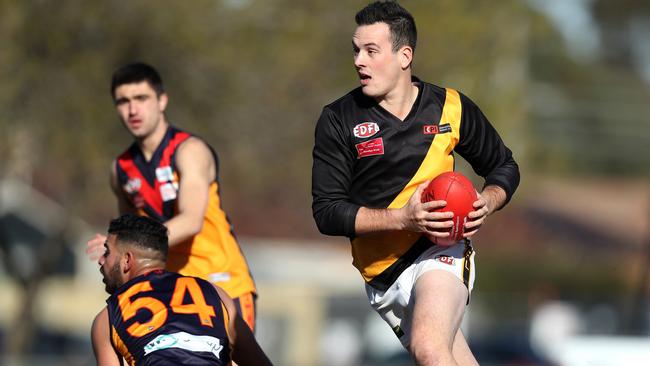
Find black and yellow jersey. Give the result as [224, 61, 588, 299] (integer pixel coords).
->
[115, 126, 256, 299]
[107, 270, 231, 366]
[312, 78, 520, 291]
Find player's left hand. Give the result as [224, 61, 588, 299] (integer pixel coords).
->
[85, 233, 107, 262]
[463, 191, 489, 238]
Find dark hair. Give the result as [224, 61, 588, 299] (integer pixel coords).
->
[355, 1, 417, 53]
[108, 214, 168, 261]
[110, 62, 165, 98]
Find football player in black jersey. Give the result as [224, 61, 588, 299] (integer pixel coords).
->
[90, 214, 272, 366]
[312, 2, 520, 365]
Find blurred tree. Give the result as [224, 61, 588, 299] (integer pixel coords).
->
[527, 0, 650, 176]
[0, 0, 533, 238]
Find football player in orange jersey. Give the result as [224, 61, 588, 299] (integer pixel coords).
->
[87, 63, 257, 331]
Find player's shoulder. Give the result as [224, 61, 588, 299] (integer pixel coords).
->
[322, 86, 359, 109]
[419, 80, 481, 113]
[422, 81, 476, 107]
[175, 273, 224, 301]
[176, 135, 212, 157]
[93, 306, 108, 320]
[415, 78, 449, 102]
[167, 126, 209, 150]
[179, 135, 208, 147]
[91, 306, 109, 333]
[321, 86, 374, 118]
[172, 271, 215, 287]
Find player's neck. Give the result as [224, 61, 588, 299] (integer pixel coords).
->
[137, 119, 169, 161]
[131, 262, 166, 280]
[378, 78, 419, 121]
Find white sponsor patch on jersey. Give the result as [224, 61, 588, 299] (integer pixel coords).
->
[144, 331, 223, 359]
[208, 272, 232, 283]
[156, 166, 175, 182]
[159, 182, 177, 201]
[353, 122, 380, 138]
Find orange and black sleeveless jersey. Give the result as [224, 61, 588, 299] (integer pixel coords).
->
[107, 270, 231, 366]
[312, 78, 520, 291]
[115, 126, 256, 299]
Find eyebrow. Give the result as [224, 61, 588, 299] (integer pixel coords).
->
[352, 41, 381, 49]
[114, 93, 150, 103]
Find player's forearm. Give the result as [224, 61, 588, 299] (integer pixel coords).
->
[480, 185, 507, 215]
[354, 206, 406, 235]
[164, 215, 203, 246]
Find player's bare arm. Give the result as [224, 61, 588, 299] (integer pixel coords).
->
[110, 159, 137, 215]
[355, 181, 454, 237]
[86, 160, 135, 261]
[163, 137, 214, 246]
[213, 286, 273, 366]
[91, 307, 123, 366]
[463, 184, 507, 238]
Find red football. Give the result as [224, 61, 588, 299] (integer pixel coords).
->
[421, 171, 478, 246]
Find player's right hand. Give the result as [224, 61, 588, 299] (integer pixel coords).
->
[401, 181, 453, 236]
[85, 233, 107, 262]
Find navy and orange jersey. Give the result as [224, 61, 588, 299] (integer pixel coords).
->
[115, 126, 256, 299]
[312, 78, 520, 291]
[106, 270, 232, 366]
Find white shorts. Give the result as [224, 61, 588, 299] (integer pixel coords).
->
[365, 241, 476, 348]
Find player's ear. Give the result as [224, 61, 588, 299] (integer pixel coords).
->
[122, 251, 135, 273]
[399, 45, 413, 70]
[158, 92, 168, 112]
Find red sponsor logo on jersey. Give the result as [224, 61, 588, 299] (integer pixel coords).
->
[423, 125, 439, 135]
[353, 122, 380, 138]
[355, 137, 384, 158]
[435, 255, 455, 266]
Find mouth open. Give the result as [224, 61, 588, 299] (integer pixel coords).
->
[359, 72, 371, 85]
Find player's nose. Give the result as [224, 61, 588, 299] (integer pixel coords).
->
[354, 53, 364, 67]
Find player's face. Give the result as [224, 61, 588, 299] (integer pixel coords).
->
[353, 22, 403, 99]
[99, 235, 123, 294]
[113, 81, 168, 141]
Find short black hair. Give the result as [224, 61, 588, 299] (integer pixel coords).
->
[108, 214, 168, 261]
[355, 1, 417, 53]
[110, 62, 165, 99]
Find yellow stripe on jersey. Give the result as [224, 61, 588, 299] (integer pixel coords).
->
[352, 88, 463, 283]
[388, 88, 461, 208]
[111, 325, 136, 366]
